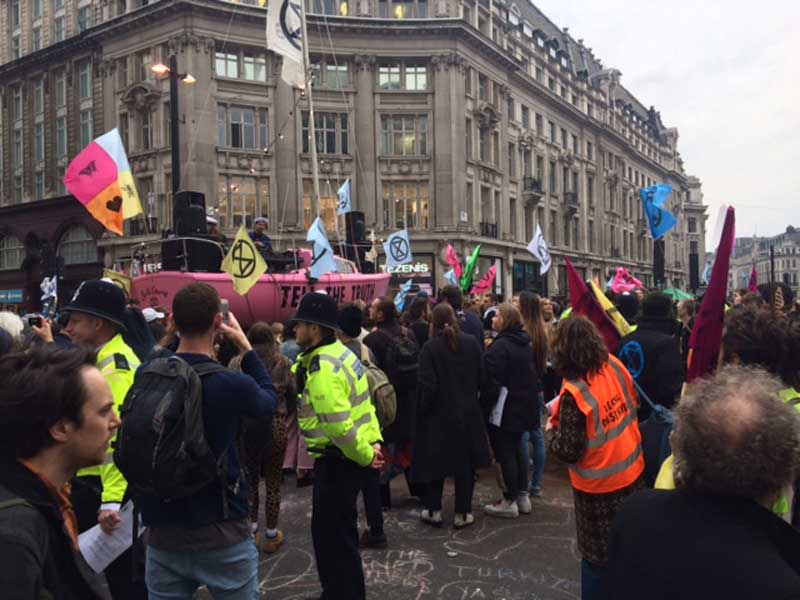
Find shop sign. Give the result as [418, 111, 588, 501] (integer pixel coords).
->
[0, 289, 23, 303]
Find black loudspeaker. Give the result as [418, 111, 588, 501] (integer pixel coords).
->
[654, 239, 666, 287]
[161, 236, 223, 272]
[345, 211, 366, 243]
[689, 253, 700, 290]
[173, 191, 207, 236]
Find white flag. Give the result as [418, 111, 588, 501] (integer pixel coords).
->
[384, 230, 413, 269]
[337, 179, 352, 215]
[527, 224, 552, 275]
[266, 0, 306, 89]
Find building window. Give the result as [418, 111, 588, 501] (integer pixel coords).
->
[11, 0, 20, 27]
[311, 60, 349, 89]
[382, 181, 429, 229]
[35, 172, 45, 199]
[535, 113, 543, 136]
[535, 66, 543, 82]
[587, 175, 594, 205]
[59, 226, 98, 265]
[54, 17, 65, 42]
[377, 0, 428, 18]
[302, 111, 349, 155]
[380, 114, 427, 156]
[11, 36, 21, 60]
[549, 121, 556, 144]
[13, 130, 22, 167]
[80, 109, 93, 147]
[243, 53, 268, 81]
[34, 124, 45, 163]
[465, 66, 472, 95]
[217, 175, 265, 229]
[215, 51, 238, 78]
[33, 0, 42, 18]
[32, 27, 42, 51]
[587, 141, 593, 160]
[57, 166, 66, 194]
[521, 106, 530, 129]
[53, 0, 64, 9]
[140, 110, 152, 150]
[13, 176, 23, 203]
[119, 113, 129, 149]
[0, 236, 24, 271]
[78, 6, 92, 31]
[34, 80, 45, 114]
[548, 76, 555, 91]
[217, 106, 270, 150]
[79, 61, 92, 99]
[561, 128, 567, 149]
[548, 160, 556, 193]
[56, 117, 67, 157]
[378, 63, 426, 91]
[478, 74, 488, 101]
[302, 180, 338, 231]
[588, 219, 595, 253]
[54, 72, 66, 107]
[572, 134, 578, 154]
[506, 96, 515, 121]
[549, 210, 557, 246]
[688, 217, 697, 233]
[508, 143, 516, 178]
[465, 118, 472, 160]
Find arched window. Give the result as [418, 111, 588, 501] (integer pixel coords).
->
[0, 235, 24, 271]
[59, 226, 98, 265]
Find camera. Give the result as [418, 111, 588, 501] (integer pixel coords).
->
[28, 316, 43, 328]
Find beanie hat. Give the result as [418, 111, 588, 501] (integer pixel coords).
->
[641, 292, 674, 319]
[617, 292, 640, 322]
[338, 305, 364, 339]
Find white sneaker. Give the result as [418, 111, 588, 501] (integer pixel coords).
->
[453, 513, 475, 529]
[517, 492, 532, 514]
[420, 509, 443, 527]
[483, 498, 519, 519]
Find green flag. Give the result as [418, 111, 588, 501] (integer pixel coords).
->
[460, 244, 481, 293]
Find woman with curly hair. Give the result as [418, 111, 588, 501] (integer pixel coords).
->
[546, 315, 645, 600]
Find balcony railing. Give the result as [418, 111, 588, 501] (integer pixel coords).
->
[480, 222, 498, 238]
[522, 176, 543, 193]
[564, 191, 579, 207]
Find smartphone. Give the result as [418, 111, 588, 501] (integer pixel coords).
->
[28, 316, 42, 328]
[221, 299, 229, 323]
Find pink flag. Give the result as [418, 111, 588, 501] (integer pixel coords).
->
[748, 265, 759, 293]
[687, 206, 735, 382]
[446, 244, 463, 281]
[611, 267, 644, 294]
[470, 265, 497, 296]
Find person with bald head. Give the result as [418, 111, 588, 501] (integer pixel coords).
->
[610, 366, 800, 599]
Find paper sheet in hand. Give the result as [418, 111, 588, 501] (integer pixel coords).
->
[489, 386, 509, 427]
[79, 501, 144, 573]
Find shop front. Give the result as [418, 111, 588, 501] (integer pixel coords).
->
[379, 253, 436, 298]
[512, 259, 545, 296]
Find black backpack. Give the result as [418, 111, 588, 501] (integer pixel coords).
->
[381, 328, 419, 391]
[114, 356, 238, 514]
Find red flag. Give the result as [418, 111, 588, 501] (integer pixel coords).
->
[446, 244, 463, 281]
[748, 265, 758, 293]
[470, 265, 497, 296]
[565, 257, 622, 353]
[687, 206, 735, 382]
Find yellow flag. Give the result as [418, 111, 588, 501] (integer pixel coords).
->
[103, 269, 132, 296]
[589, 280, 632, 337]
[221, 225, 267, 295]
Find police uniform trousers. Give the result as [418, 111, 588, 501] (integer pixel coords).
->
[312, 452, 368, 600]
[72, 475, 148, 600]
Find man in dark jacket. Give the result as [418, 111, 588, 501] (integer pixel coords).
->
[610, 366, 800, 599]
[0, 346, 117, 599]
[438, 285, 484, 350]
[138, 283, 277, 599]
[616, 292, 683, 419]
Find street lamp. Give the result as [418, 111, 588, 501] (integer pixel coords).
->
[151, 55, 195, 195]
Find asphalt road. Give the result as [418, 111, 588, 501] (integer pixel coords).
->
[244, 462, 582, 600]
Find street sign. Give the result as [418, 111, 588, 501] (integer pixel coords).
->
[0, 289, 24, 303]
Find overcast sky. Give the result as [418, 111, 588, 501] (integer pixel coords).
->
[534, 0, 800, 238]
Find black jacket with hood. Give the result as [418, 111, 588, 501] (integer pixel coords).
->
[481, 325, 540, 432]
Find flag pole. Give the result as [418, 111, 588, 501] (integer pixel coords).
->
[299, 0, 321, 220]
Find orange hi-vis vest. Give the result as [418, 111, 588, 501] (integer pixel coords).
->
[555, 355, 644, 494]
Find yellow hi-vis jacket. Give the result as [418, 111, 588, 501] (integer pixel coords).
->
[293, 339, 382, 467]
[77, 333, 139, 505]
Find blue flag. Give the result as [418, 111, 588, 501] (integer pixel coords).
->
[307, 217, 338, 279]
[444, 269, 459, 287]
[394, 279, 413, 312]
[640, 184, 678, 240]
[337, 178, 351, 216]
[384, 229, 413, 269]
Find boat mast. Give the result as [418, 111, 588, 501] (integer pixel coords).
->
[300, 0, 321, 220]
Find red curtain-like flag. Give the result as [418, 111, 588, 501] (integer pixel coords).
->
[687, 206, 736, 382]
[566, 257, 622, 353]
[748, 265, 759, 293]
[470, 265, 497, 296]
[446, 244, 463, 281]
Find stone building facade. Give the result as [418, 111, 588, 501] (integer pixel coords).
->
[0, 0, 707, 304]
[729, 227, 800, 297]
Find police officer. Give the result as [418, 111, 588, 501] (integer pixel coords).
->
[62, 279, 146, 600]
[291, 292, 384, 600]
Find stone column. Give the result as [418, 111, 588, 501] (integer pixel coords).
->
[353, 55, 377, 227]
[431, 52, 466, 229]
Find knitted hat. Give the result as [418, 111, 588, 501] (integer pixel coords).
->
[338, 305, 364, 339]
[616, 292, 640, 322]
[641, 292, 674, 319]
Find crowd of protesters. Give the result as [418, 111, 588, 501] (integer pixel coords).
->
[0, 274, 799, 600]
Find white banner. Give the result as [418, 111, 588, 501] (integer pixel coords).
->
[527, 224, 552, 275]
[266, 0, 306, 89]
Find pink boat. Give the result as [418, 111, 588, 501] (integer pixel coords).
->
[130, 240, 389, 327]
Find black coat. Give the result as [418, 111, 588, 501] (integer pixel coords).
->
[412, 333, 491, 482]
[481, 326, 540, 432]
[458, 309, 485, 351]
[364, 321, 419, 443]
[616, 317, 683, 420]
[0, 460, 109, 600]
[610, 488, 800, 600]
